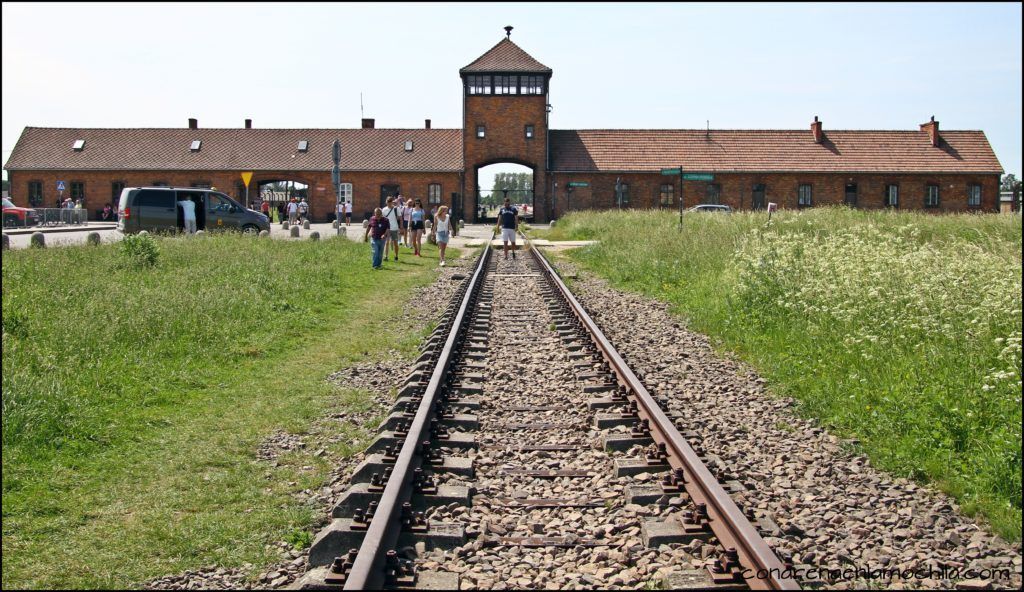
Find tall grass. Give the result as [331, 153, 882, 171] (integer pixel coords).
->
[2, 234, 447, 588]
[545, 207, 1022, 540]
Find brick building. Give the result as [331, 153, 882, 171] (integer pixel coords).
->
[4, 31, 1005, 222]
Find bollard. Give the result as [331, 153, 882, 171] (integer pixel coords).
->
[30, 232, 46, 248]
[259, 230, 269, 238]
[549, 220, 557, 228]
[282, 221, 289, 229]
[338, 226, 347, 236]
[290, 225, 300, 238]
[195, 230, 205, 236]
[1, 234, 9, 250]
[459, 220, 465, 229]
[332, 220, 339, 228]
[309, 231, 320, 241]
[362, 219, 370, 229]
[302, 220, 310, 230]
[139, 230, 150, 236]
[86, 232, 101, 246]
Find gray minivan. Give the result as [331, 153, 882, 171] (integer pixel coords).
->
[117, 187, 270, 234]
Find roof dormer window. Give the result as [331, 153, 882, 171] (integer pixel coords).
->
[73, 139, 85, 151]
[404, 140, 414, 152]
[297, 140, 309, 152]
[190, 140, 202, 152]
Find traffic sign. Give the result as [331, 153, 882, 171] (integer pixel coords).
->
[567, 181, 589, 187]
[660, 168, 681, 176]
[332, 139, 341, 165]
[240, 172, 253, 187]
[682, 173, 714, 181]
[57, 181, 66, 191]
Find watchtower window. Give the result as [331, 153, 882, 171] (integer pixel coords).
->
[525, 125, 535, 139]
[467, 75, 492, 95]
[476, 125, 486, 139]
[495, 75, 517, 95]
[520, 75, 544, 95]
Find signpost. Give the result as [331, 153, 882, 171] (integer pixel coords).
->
[240, 172, 253, 209]
[332, 139, 342, 237]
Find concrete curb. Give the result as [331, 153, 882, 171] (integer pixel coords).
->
[2, 224, 118, 236]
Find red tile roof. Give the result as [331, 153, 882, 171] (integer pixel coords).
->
[460, 38, 551, 74]
[550, 129, 1003, 174]
[4, 127, 463, 172]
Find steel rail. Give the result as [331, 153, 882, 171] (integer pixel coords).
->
[343, 243, 491, 590]
[528, 242, 800, 591]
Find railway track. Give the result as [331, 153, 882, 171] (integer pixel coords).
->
[295, 239, 799, 590]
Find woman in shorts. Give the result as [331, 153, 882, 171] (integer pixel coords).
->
[433, 205, 451, 267]
[410, 200, 426, 257]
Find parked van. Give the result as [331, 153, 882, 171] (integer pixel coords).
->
[117, 187, 270, 234]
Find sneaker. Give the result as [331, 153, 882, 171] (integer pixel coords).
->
[440, 260, 446, 267]
[512, 251, 517, 259]
[394, 256, 399, 261]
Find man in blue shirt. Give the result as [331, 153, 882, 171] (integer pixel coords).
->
[498, 198, 519, 260]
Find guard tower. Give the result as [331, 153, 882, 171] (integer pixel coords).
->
[460, 27, 552, 222]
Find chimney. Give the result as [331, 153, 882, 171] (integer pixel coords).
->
[425, 119, 431, 129]
[361, 118, 375, 129]
[811, 116, 823, 144]
[188, 118, 198, 130]
[244, 118, 252, 129]
[920, 116, 939, 147]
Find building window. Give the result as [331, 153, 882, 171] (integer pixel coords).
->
[476, 125, 486, 139]
[111, 181, 126, 204]
[925, 184, 940, 208]
[152, 181, 169, 187]
[659, 184, 674, 206]
[615, 183, 629, 206]
[494, 75, 517, 95]
[71, 181, 85, 201]
[28, 181, 43, 206]
[428, 183, 442, 205]
[798, 184, 813, 207]
[519, 75, 544, 95]
[967, 184, 982, 207]
[339, 183, 353, 203]
[885, 184, 899, 208]
[467, 75, 491, 95]
[705, 184, 721, 205]
[525, 125, 534, 139]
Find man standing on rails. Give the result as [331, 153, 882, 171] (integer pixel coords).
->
[498, 197, 519, 260]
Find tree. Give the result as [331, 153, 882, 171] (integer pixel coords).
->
[1002, 174, 1021, 212]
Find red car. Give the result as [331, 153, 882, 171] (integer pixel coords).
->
[3, 197, 40, 228]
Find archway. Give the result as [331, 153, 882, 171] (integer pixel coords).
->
[257, 179, 310, 222]
[475, 162, 535, 223]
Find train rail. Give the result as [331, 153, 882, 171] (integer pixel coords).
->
[295, 238, 799, 590]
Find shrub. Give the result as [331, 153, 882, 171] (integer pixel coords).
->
[119, 233, 160, 268]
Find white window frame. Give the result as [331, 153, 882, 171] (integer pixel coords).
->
[339, 183, 353, 203]
[967, 184, 981, 207]
[798, 184, 813, 207]
[886, 184, 899, 208]
[925, 184, 939, 208]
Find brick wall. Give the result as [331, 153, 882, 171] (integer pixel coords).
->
[548, 172, 1002, 214]
[463, 94, 549, 222]
[8, 170, 463, 222]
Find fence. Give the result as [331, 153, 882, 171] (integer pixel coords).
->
[35, 209, 89, 227]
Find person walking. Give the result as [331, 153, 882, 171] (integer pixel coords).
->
[287, 198, 299, 224]
[336, 201, 345, 225]
[410, 200, 425, 257]
[177, 195, 197, 234]
[364, 207, 389, 269]
[433, 205, 451, 267]
[498, 198, 519, 260]
[261, 199, 270, 220]
[298, 198, 309, 222]
[381, 197, 401, 262]
[276, 202, 285, 223]
[345, 200, 353, 226]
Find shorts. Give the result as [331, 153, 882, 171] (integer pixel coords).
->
[389, 230, 400, 241]
[400, 220, 409, 229]
[411, 220, 425, 231]
[501, 228, 517, 243]
[436, 231, 449, 244]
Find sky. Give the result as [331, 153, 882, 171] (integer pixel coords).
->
[2, 2, 1021, 187]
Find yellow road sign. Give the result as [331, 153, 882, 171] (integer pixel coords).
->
[241, 172, 253, 187]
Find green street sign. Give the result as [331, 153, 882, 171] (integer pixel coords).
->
[660, 168, 681, 175]
[567, 181, 589, 187]
[682, 173, 714, 181]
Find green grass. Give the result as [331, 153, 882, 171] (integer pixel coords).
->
[541, 207, 1022, 540]
[2, 233, 456, 589]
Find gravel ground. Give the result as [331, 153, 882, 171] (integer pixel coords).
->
[422, 254, 710, 590]
[550, 255, 1022, 590]
[143, 253, 476, 590]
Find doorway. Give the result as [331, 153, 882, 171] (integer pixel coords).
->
[752, 184, 766, 210]
[845, 183, 858, 207]
[380, 184, 401, 208]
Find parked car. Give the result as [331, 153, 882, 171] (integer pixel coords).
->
[686, 204, 733, 213]
[117, 187, 270, 234]
[2, 197, 40, 228]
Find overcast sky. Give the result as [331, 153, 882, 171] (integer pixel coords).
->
[2, 2, 1021, 186]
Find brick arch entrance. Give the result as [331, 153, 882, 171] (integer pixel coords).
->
[473, 159, 537, 223]
[255, 176, 314, 221]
